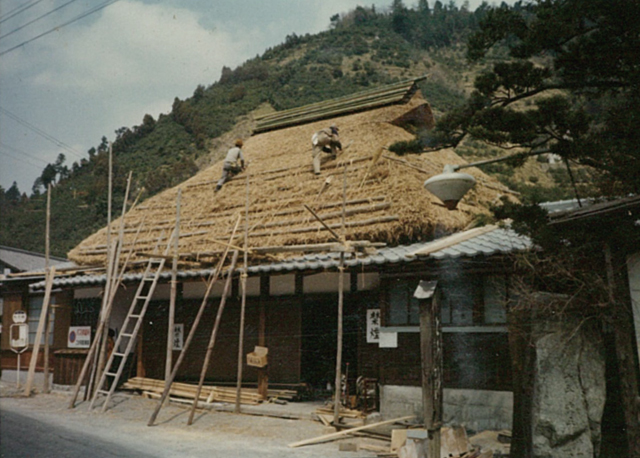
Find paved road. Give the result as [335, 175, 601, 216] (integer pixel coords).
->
[0, 408, 156, 458]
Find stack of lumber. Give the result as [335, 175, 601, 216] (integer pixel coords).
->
[122, 377, 261, 405]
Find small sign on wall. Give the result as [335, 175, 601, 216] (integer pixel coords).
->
[173, 324, 184, 351]
[68, 326, 91, 348]
[367, 309, 381, 343]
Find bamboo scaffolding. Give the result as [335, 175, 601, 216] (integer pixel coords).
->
[147, 216, 242, 427]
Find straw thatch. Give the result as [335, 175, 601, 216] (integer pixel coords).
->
[68, 90, 514, 268]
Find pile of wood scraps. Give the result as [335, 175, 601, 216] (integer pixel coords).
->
[123, 377, 261, 405]
[297, 419, 506, 457]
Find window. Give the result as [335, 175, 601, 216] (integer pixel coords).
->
[484, 275, 507, 324]
[28, 296, 55, 345]
[384, 278, 421, 326]
[439, 273, 508, 326]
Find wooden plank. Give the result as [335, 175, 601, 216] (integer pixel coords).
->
[288, 415, 415, 448]
[411, 225, 498, 257]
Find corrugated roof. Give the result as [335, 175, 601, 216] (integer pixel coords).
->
[548, 195, 640, 224]
[0, 246, 71, 273]
[31, 224, 530, 290]
[253, 76, 427, 134]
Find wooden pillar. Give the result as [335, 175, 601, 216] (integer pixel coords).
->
[605, 243, 640, 457]
[507, 307, 535, 458]
[257, 275, 269, 399]
[418, 285, 442, 458]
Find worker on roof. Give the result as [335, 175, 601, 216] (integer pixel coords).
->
[215, 139, 245, 192]
[311, 124, 342, 175]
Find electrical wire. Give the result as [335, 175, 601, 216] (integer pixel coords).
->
[0, 0, 46, 25]
[0, 141, 51, 166]
[0, 106, 84, 160]
[0, 0, 79, 41]
[0, 0, 120, 57]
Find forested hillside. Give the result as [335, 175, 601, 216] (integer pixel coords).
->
[0, 1, 578, 257]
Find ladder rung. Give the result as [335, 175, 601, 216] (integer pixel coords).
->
[120, 333, 133, 338]
[105, 372, 117, 377]
[134, 295, 149, 301]
[129, 314, 141, 319]
[112, 352, 125, 357]
[96, 389, 109, 395]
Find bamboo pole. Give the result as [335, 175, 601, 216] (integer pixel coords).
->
[24, 267, 55, 396]
[235, 174, 250, 413]
[187, 250, 240, 425]
[147, 216, 242, 427]
[69, 221, 144, 408]
[333, 165, 348, 425]
[42, 184, 52, 393]
[303, 204, 342, 242]
[247, 215, 399, 239]
[95, 172, 133, 394]
[72, 241, 116, 405]
[166, 188, 181, 391]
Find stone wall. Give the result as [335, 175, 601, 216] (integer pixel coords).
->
[531, 318, 606, 457]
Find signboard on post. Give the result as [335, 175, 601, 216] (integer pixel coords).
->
[10, 323, 28, 349]
[10, 322, 29, 389]
[68, 326, 91, 348]
[12, 310, 27, 324]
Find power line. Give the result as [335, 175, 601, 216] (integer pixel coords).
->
[0, 106, 84, 160]
[0, 0, 46, 25]
[0, 141, 51, 166]
[0, 0, 80, 41]
[0, 148, 48, 172]
[0, 0, 120, 57]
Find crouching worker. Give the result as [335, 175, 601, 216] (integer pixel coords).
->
[311, 125, 342, 174]
[215, 139, 245, 192]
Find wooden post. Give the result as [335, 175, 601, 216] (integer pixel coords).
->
[419, 289, 442, 458]
[235, 175, 249, 413]
[24, 267, 55, 396]
[166, 189, 181, 386]
[188, 250, 239, 425]
[42, 184, 52, 393]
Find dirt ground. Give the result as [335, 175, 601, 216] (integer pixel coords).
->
[0, 381, 390, 458]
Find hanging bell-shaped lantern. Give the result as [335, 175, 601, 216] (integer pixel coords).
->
[424, 165, 476, 210]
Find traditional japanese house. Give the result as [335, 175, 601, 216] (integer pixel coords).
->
[26, 78, 530, 430]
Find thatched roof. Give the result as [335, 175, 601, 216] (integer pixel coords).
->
[68, 90, 514, 268]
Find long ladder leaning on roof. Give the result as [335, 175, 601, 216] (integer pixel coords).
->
[90, 232, 173, 413]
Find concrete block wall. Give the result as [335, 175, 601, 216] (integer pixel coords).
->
[380, 385, 513, 432]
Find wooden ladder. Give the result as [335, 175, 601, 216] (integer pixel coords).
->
[89, 239, 170, 413]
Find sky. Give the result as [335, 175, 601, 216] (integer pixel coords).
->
[0, 0, 504, 194]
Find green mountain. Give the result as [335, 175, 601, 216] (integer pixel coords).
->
[0, 2, 580, 258]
